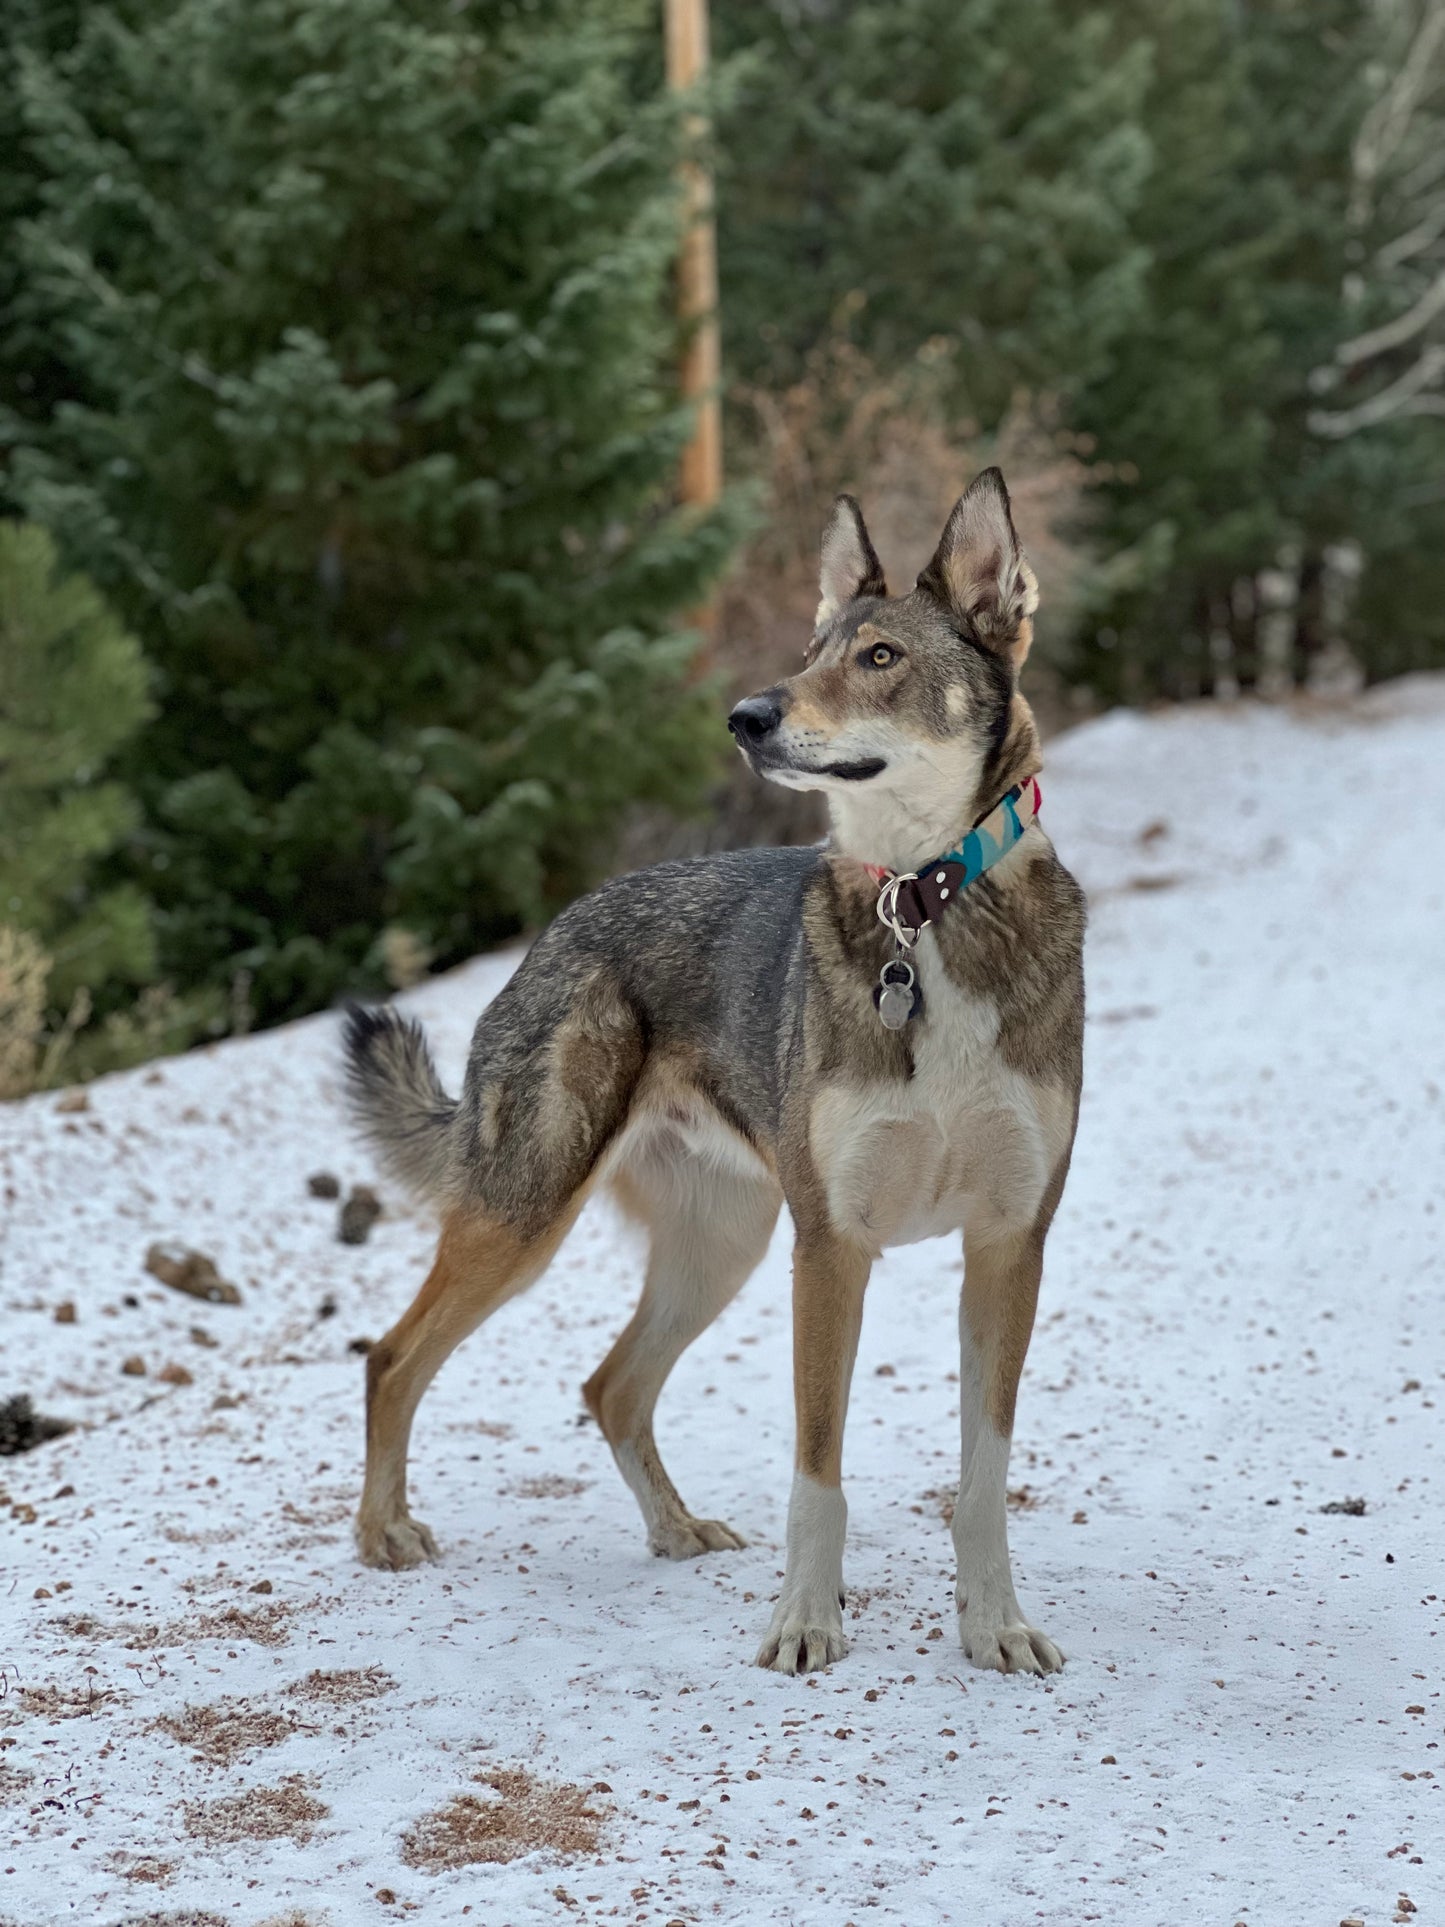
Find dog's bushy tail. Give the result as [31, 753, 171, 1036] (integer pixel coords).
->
[341, 1002, 459, 1204]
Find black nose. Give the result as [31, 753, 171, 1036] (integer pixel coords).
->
[727, 693, 783, 748]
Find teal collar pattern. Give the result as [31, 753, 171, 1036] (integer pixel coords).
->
[867, 777, 1042, 1029]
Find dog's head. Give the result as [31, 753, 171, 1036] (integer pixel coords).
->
[728, 468, 1040, 870]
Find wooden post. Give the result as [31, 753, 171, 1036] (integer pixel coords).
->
[665, 0, 722, 518]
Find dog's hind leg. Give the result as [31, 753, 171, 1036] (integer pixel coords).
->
[585, 1151, 780, 1558]
[356, 1202, 579, 1570]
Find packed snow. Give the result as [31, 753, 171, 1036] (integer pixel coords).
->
[2, 679, 1442, 1927]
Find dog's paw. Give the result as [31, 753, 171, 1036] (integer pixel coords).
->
[355, 1512, 438, 1571]
[649, 1515, 746, 1560]
[958, 1606, 1063, 1676]
[755, 1601, 847, 1675]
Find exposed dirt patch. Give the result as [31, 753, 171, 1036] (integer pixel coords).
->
[287, 1666, 396, 1708]
[509, 1475, 590, 1500]
[152, 1696, 301, 1767]
[400, 1767, 609, 1871]
[181, 1774, 328, 1847]
[0, 1761, 36, 1802]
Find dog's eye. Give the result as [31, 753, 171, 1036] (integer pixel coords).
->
[867, 643, 896, 669]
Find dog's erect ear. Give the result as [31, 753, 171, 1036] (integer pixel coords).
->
[917, 467, 1039, 664]
[815, 494, 887, 630]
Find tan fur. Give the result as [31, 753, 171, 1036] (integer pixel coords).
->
[790, 1227, 872, 1485]
[356, 1203, 583, 1569]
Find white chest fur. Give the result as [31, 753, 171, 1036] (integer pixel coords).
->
[810, 936, 1066, 1254]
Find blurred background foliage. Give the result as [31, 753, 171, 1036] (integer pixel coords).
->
[1, 0, 1442, 1083]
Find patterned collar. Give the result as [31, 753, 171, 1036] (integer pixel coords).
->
[865, 777, 1041, 943]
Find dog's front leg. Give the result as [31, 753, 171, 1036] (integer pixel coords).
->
[953, 1218, 1064, 1674]
[756, 1226, 871, 1674]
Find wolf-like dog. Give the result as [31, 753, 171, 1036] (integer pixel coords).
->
[344, 467, 1084, 1675]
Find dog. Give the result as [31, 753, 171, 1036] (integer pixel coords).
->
[344, 466, 1084, 1675]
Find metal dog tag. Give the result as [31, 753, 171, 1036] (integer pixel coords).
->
[878, 980, 914, 1030]
[874, 958, 921, 1031]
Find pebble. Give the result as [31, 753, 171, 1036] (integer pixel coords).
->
[338, 1185, 383, 1246]
[120, 1356, 146, 1377]
[144, 1242, 241, 1305]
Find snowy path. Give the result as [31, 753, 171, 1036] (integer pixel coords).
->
[2, 681, 1443, 1927]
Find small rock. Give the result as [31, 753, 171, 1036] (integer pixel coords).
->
[210, 1392, 243, 1411]
[0, 1395, 75, 1456]
[348, 1336, 374, 1355]
[53, 1089, 90, 1114]
[54, 1302, 77, 1325]
[1100, 1754, 1117, 1765]
[121, 1355, 147, 1377]
[249, 1579, 273, 1595]
[157, 1362, 193, 1387]
[144, 1243, 241, 1305]
[55, 1580, 71, 1591]
[318, 1293, 338, 1320]
[33, 1587, 52, 1600]
[1320, 1496, 1366, 1516]
[308, 1171, 341, 1199]
[53, 1485, 74, 1500]
[190, 1326, 218, 1348]
[375, 1892, 397, 1907]
[338, 1185, 383, 1245]
[122, 1293, 139, 1308]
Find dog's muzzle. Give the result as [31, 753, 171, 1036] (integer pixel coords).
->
[727, 693, 783, 752]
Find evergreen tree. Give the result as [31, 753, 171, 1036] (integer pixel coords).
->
[0, 520, 155, 1011]
[2, 0, 739, 1024]
[1068, 0, 1401, 702]
[713, 0, 1154, 427]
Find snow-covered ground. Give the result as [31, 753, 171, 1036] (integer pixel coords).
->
[3, 679, 1443, 1927]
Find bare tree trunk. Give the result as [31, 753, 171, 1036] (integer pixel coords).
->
[1229, 575, 1260, 691]
[1293, 550, 1328, 687]
[665, 0, 722, 517]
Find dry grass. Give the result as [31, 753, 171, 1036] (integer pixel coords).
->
[152, 1695, 300, 1767]
[181, 1774, 328, 1848]
[286, 1666, 396, 1708]
[104, 1850, 175, 1886]
[509, 1474, 590, 1500]
[186, 1602, 292, 1647]
[56, 1599, 291, 1650]
[111, 1911, 228, 1926]
[13, 1679, 128, 1721]
[0, 926, 49, 1100]
[0, 1761, 36, 1803]
[400, 1767, 609, 1872]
